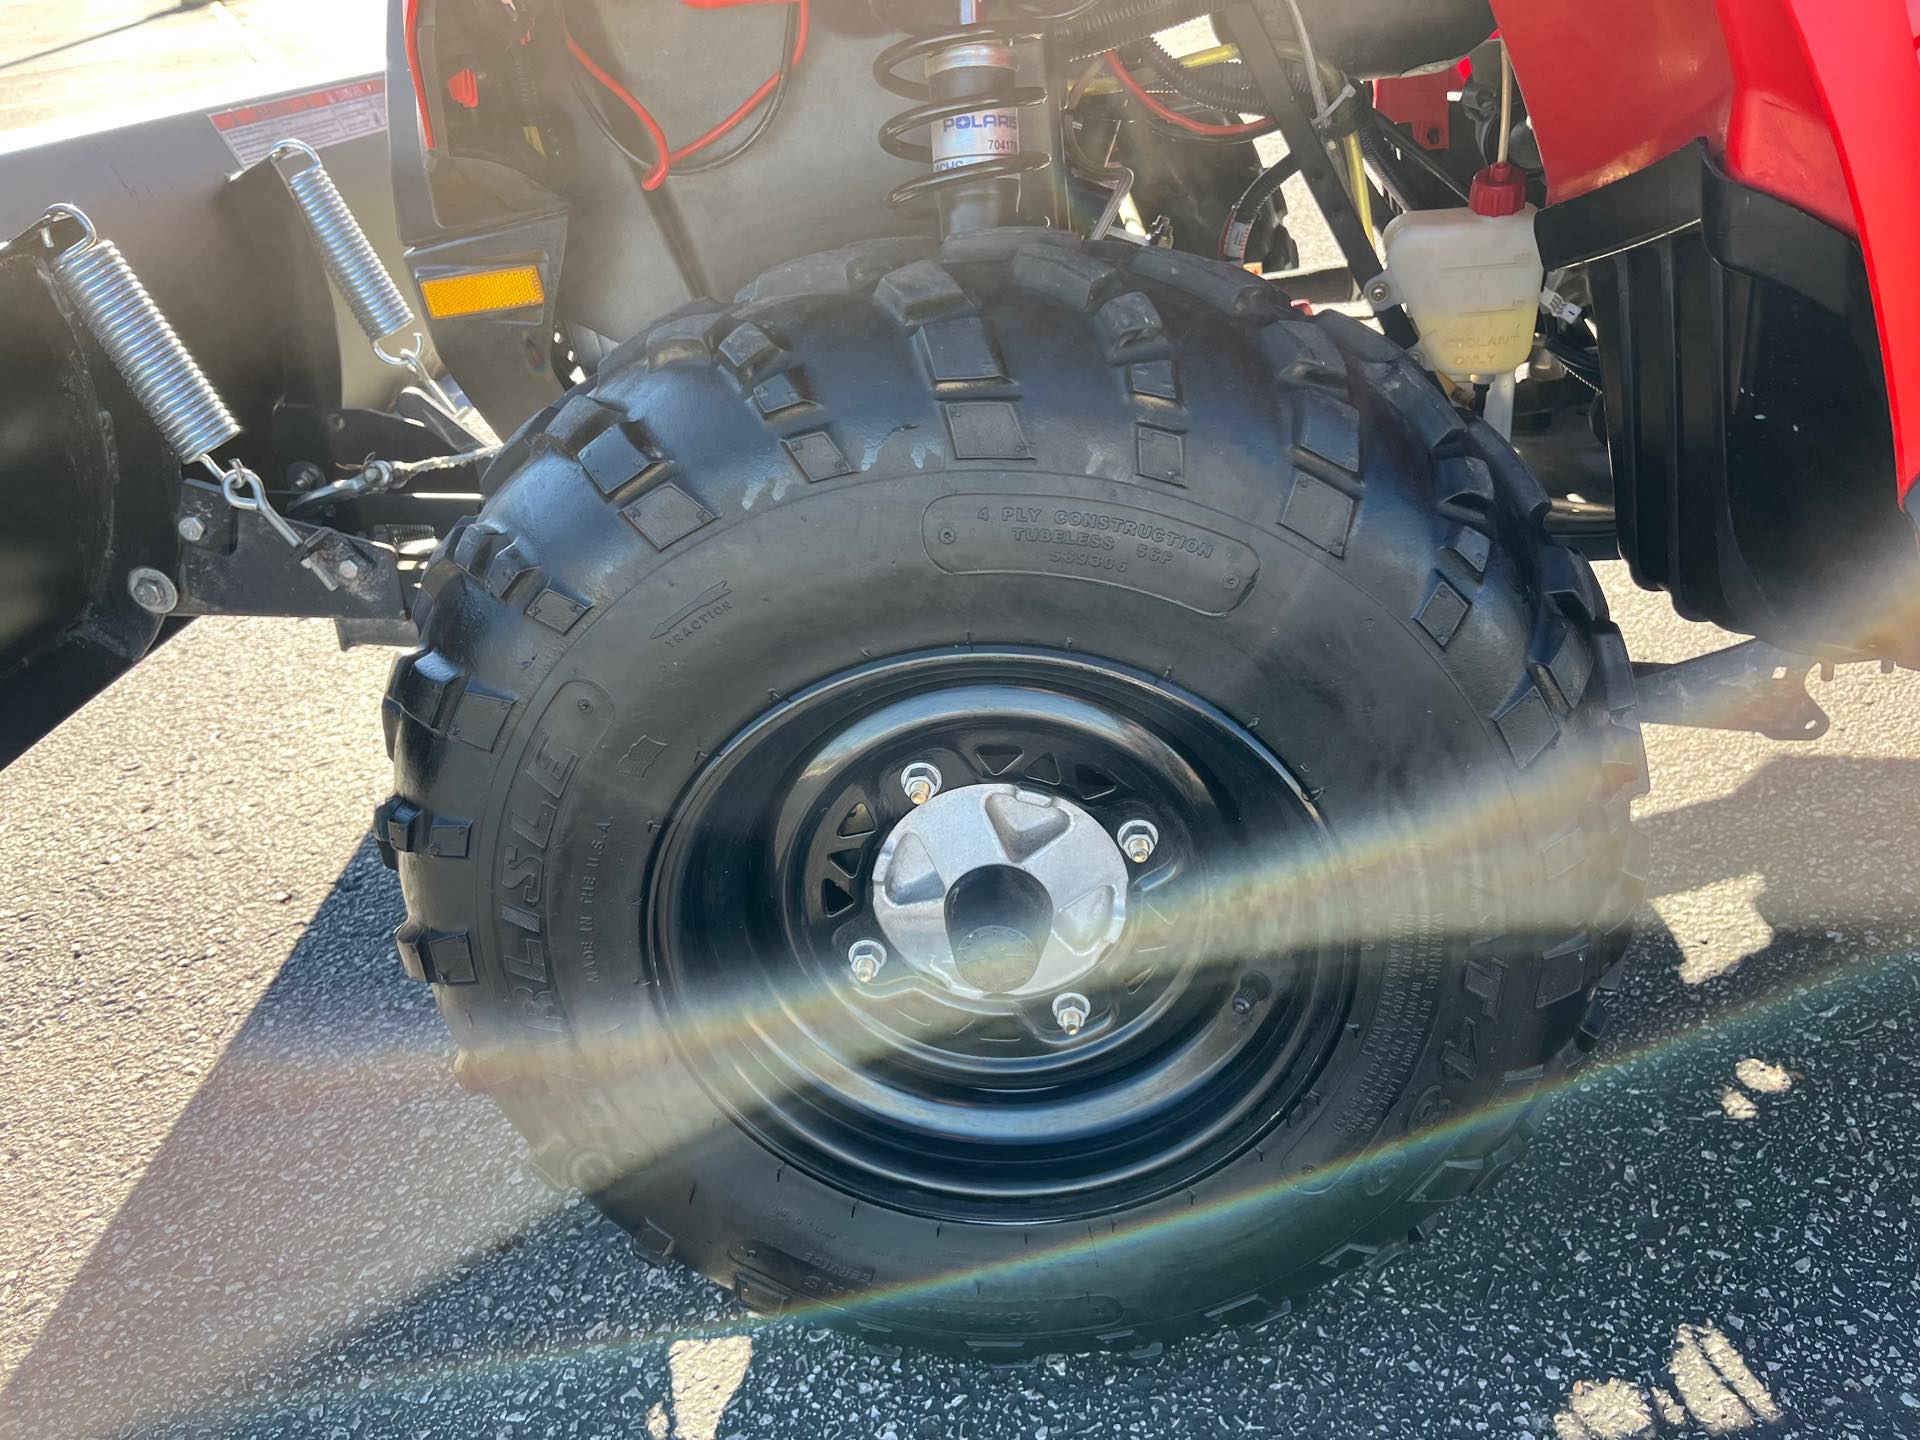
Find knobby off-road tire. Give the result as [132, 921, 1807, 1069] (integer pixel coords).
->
[379, 232, 1646, 1357]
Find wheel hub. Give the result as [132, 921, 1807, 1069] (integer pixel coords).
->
[868, 783, 1129, 1000]
[649, 650, 1354, 1221]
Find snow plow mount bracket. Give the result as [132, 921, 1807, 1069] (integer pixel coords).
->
[1632, 641, 1831, 742]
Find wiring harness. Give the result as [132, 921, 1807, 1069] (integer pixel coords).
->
[403, 0, 811, 187]
[564, 0, 811, 189]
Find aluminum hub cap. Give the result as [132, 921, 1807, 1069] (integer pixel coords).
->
[868, 782, 1129, 1000]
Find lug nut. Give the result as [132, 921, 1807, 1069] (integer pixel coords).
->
[1116, 819, 1159, 865]
[1052, 991, 1090, 1036]
[1230, 974, 1270, 1016]
[899, 761, 943, 807]
[847, 939, 886, 985]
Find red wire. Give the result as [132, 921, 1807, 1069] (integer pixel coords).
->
[670, 72, 782, 163]
[669, 0, 810, 163]
[566, 23, 674, 189]
[404, 0, 434, 152]
[567, 0, 809, 186]
[1103, 52, 1273, 137]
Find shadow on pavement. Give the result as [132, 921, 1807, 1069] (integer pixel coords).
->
[5, 756, 1918, 1438]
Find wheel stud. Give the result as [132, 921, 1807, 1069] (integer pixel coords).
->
[1116, 819, 1159, 865]
[1051, 991, 1090, 1036]
[899, 761, 943, 807]
[848, 939, 886, 985]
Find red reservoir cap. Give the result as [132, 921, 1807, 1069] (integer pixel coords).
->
[1469, 161, 1527, 217]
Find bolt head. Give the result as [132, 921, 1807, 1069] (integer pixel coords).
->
[1367, 280, 1391, 303]
[1051, 991, 1091, 1036]
[900, 762, 943, 807]
[127, 567, 178, 615]
[176, 516, 207, 543]
[336, 558, 362, 582]
[1116, 819, 1159, 865]
[848, 940, 886, 985]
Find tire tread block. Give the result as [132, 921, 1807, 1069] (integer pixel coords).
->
[784, 430, 855, 482]
[578, 423, 668, 498]
[393, 924, 477, 985]
[875, 260, 972, 326]
[1135, 425, 1185, 484]
[1279, 471, 1356, 556]
[944, 402, 1031, 461]
[917, 318, 1005, 387]
[1011, 244, 1120, 312]
[623, 483, 717, 550]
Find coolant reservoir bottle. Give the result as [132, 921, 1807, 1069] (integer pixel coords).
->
[1379, 162, 1543, 383]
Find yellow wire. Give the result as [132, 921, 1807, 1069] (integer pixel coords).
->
[1344, 132, 1375, 246]
[1173, 42, 1240, 71]
[1078, 43, 1241, 95]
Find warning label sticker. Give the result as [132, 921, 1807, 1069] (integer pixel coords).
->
[208, 78, 388, 168]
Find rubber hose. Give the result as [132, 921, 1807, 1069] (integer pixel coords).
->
[1355, 123, 1413, 212]
[1222, 154, 1297, 261]
[1136, 36, 1262, 111]
[1057, 0, 1218, 61]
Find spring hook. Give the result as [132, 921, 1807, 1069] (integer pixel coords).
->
[213, 460, 303, 549]
[266, 140, 456, 415]
[42, 204, 240, 465]
[208, 456, 363, 591]
[874, 4, 1050, 235]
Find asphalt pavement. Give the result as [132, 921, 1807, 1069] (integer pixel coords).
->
[2, 575, 1917, 1440]
[4, 4, 1920, 1437]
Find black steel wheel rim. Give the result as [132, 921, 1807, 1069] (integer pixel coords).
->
[648, 649, 1354, 1223]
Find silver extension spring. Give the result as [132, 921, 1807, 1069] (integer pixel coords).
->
[44, 204, 239, 464]
[270, 139, 413, 343]
[267, 140, 456, 415]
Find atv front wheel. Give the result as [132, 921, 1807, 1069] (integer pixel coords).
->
[380, 232, 1645, 1355]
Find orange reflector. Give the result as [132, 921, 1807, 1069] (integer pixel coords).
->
[419, 265, 545, 319]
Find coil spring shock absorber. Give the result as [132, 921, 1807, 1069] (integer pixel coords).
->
[265, 140, 458, 416]
[875, 1, 1051, 237]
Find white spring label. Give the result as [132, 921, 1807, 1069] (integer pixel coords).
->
[933, 109, 1020, 173]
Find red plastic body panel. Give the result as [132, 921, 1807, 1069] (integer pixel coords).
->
[1491, 0, 1920, 499]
